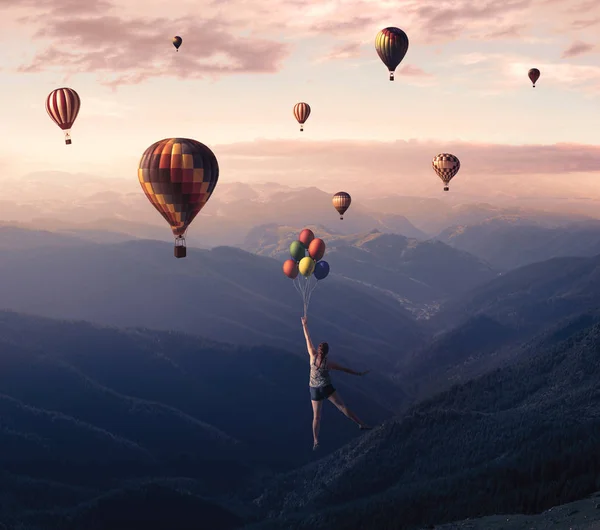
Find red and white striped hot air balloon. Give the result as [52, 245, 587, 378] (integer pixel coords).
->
[45, 88, 81, 145]
[293, 102, 311, 132]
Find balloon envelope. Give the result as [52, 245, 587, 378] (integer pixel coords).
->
[308, 238, 326, 261]
[283, 259, 299, 279]
[290, 240, 306, 261]
[333, 192, 351, 218]
[299, 228, 315, 248]
[173, 36, 182, 49]
[293, 102, 311, 124]
[299, 256, 316, 277]
[138, 138, 219, 237]
[375, 27, 409, 78]
[528, 68, 540, 86]
[432, 153, 460, 189]
[314, 261, 330, 280]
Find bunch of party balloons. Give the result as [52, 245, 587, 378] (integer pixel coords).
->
[282, 228, 330, 316]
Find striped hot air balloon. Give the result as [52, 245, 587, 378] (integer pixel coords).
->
[45, 88, 81, 145]
[138, 138, 219, 258]
[432, 153, 460, 192]
[332, 192, 351, 219]
[375, 27, 409, 81]
[293, 102, 311, 131]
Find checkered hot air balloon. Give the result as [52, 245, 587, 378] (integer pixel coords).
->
[432, 153, 460, 192]
[138, 138, 219, 258]
[293, 102, 311, 131]
[375, 27, 409, 81]
[332, 192, 351, 220]
[45, 88, 81, 145]
[528, 68, 540, 87]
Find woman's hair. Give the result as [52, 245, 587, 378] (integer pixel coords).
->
[316, 342, 329, 368]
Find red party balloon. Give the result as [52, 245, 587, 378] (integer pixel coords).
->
[299, 228, 315, 249]
[308, 238, 325, 261]
[282, 259, 299, 279]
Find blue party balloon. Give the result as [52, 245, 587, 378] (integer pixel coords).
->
[314, 260, 330, 280]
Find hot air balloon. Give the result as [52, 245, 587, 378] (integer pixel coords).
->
[375, 27, 409, 81]
[528, 68, 540, 87]
[332, 192, 351, 220]
[138, 138, 219, 258]
[45, 88, 81, 145]
[432, 153, 460, 192]
[293, 102, 311, 131]
[173, 36, 182, 51]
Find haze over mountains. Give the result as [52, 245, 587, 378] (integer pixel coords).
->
[2, 172, 600, 529]
[2, 173, 599, 254]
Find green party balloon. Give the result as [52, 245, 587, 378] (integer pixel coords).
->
[290, 240, 306, 261]
[299, 256, 316, 277]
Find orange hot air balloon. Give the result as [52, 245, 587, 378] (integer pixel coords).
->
[138, 137, 219, 258]
[283, 259, 299, 279]
[308, 238, 325, 261]
[293, 102, 311, 131]
[332, 192, 351, 220]
[46, 88, 81, 145]
[299, 228, 315, 249]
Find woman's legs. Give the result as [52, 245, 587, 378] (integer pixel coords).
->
[311, 399, 323, 448]
[328, 391, 369, 428]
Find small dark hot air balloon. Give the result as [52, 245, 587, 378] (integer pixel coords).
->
[46, 88, 81, 145]
[138, 138, 219, 258]
[293, 102, 311, 131]
[528, 68, 540, 87]
[332, 192, 351, 220]
[375, 27, 409, 81]
[173, 36, 182, 51]
[432, 153, 460, 192]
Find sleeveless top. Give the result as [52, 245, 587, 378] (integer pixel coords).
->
[309, 356, 332, 387]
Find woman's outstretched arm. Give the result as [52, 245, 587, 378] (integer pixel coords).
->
[301, 316, 316, 356]
[328, 361, 369, 376]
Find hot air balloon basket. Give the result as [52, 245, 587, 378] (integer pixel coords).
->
[174, 246, 187, 258]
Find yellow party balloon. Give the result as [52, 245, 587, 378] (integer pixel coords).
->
[298, 256, 315, 277]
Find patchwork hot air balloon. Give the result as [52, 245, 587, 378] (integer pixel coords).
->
[528, 68, 540, 87]
[332, 192, 351, 220]
[173, 36, 182, 51]
[45, 88, 81, 145]
[293, 102, 311, 131]
[432, 153, 460, 192]
[375, 27, 409, 81]
[138, 138, 219, 258]
[282, 228, 329, 316]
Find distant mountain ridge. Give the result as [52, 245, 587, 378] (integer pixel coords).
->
[437, 218, 600, 271]
[244, 225, 497, 310]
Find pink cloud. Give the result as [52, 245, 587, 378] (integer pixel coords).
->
[317, 42, 362, 62]
[16, 8, 289, 85]
[399, 65, 431, 77]
[562, 40, 596, 58]
[214, 139, 600, 197]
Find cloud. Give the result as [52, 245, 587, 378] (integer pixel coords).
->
[315, 42, 363, 63]
[399, 65, 431, 76]
[8, 0, 600, 83]
[562, 40, 596, 58]
[16, 14, 289, 86]
[214, 139, 600, 197]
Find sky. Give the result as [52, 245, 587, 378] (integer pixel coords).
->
[0, 0, 599, 202]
